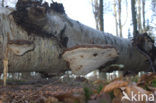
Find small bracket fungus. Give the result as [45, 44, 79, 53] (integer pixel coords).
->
[2, 39, 35, 86]
[63, 45, 118, 75]
[8, 40, 35, 56]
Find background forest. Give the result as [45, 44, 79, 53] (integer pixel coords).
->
[0, 0, 156, 39]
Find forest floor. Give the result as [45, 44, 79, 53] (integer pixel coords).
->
[0, 73, 156, 103]
[0, 75, 110, 103]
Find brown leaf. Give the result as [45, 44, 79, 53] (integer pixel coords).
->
[93, 79, 105, 85]
[101, 80, 128, 93]
[148, 86, 156, 92]
[113, 88, 123, 98]
[125, 85, 152, 102]
[137, 73, 156, 86]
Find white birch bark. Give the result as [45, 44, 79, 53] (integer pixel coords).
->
[0, 7, 150, 74]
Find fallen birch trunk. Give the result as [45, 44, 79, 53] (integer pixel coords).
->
[0, 1, 152, 75]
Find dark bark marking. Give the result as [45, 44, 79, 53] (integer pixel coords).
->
[76, 65, 83, 71]
[132, 32, 156, 72]
[11, 0, 65, 38]
[59, 25, 68, 48]
[8, 40, 33, 45]
[93, 53, 98, 57]
[77, 21, 83, 32]
[80, 55, 84, 58]
[50, 2, 65, 14]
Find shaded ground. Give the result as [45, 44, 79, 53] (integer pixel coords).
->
[0, 75, 111, 103]
[1, 72, 156, 103]
[0, 83, 84, 103]
[0, 77, 85, 103]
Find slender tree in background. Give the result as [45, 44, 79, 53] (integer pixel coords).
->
[137, 0, 142, 33]
[128, 28, 131, 39]
[118, 0, 122, 37]
[2, 0, 4, 7]
[100, 0, 104, 31]
[113, 0, 118, 36]
[131, 0, 137, 36]
[92, 0, 104, 31]
[142, 0, 145, 31]
[151, 0, 156, 35]
[151, 0, 156, 22]
[92, 0, 100, 30]
[152, 0, 156, 12]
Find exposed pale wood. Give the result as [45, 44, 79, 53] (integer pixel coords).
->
[3, 58, 8, 86]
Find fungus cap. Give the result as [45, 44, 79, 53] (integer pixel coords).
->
[63, 45, 118, 75]
[8, 40, 35, 56]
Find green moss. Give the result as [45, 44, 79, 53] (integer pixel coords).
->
[100, 100, 107, 103]
[83, 87, 93, 101]
[96, 84, 104, 94]
[143, 85, 150, 91]
[132, 76, 138, 83]
[151, 79, 156, 87]
[74, 100, 79, 103]
[109, 91, 115, 99]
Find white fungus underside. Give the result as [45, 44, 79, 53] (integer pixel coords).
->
[63, 47, 118, 75]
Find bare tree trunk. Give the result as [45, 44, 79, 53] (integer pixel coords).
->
[118, 0, 122, 37]
[137, 0, 142, 33]
[113, 0, 118, 36]
[0, 6, 152, 75]
[99, 0, 104, 31]
[131, 0, 138, 35]
[2, 0, 4, 7]
[92, 0, 104, 31]
[92, 0, 100, 30]
[142, 0, 145, 31]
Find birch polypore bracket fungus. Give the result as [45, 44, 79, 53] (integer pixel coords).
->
[3, 39, 34, 86]
[62, 45, 118, 75]
[8, 40, 35, 56]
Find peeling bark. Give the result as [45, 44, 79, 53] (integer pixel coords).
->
[0, 7, 67, 74]
[0, 1, 153, 75]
